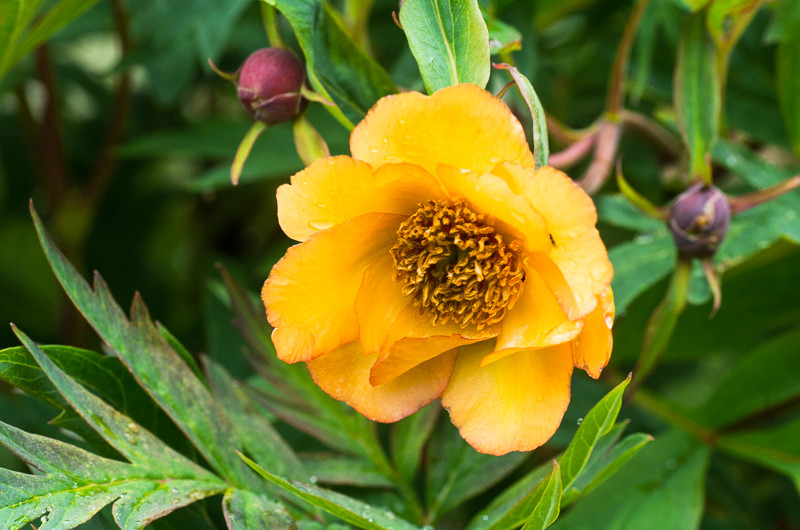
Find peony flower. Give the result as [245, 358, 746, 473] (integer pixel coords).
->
[262, 84, 614, 455]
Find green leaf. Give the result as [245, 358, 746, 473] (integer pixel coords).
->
[0, 344, 192, 459]
[674, 10, 720, 183]
[494, 64, 548, 168]
[30, 205, 258, 490]
[777, 8, 800, 157]
[12, 0, 103, 65]
[240, 453, 421, 530]
[697, 328, 800, 429]
[609, 231, 676, 313]
[0, 330, 233, 530]
[223, 488, 297, 530]
[718, 418, 800, 494]
[561, 431, 653, 505]
[264, 0, 396, 127]
[0, 0, 96, 82]
[390, 403, 439, 484]
[130, 0, 251, 103]
[558, 376, 631, 491]
[203, 356, 305, 482]
[597, 194, 664, 233]
[399, 0, 490, 93]
[302, 456, 394, 488]
[12, 326, 217, 482]
[520, 461, 561, 530]
[0, 422, 225, 530]
[551, 430, 710, 530]
[426, 419, 528, 519]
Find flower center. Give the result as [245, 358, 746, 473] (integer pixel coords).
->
[390, 198, 526, 330]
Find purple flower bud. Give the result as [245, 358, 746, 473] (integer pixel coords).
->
[668, 184, 731, 258]
[237, 48, 307, 125]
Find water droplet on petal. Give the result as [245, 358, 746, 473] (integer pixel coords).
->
[308, 220, 333, 230]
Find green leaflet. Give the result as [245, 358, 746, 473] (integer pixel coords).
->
[30, 205, 258, 490]
[520, 462, 561, 530]
[241, 453, 421, 530]
[0, 331, 229, 530]
[399, 0, 490, 93]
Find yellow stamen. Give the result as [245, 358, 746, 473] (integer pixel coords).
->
[390, 198, 526, 330]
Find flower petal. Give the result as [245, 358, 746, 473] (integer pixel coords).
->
[306, 342, 456, 423]
[370, 305, 500, 385]
[262, 213, 403, 363]
[572, 288, 615, 379]
[278, 157, 445, 241]
[355, 254, 409, 357]
[523, 166, 614, 319]
[436, 164, 551, 253]
[351, 84, 534, 176]
[481, 267, 583, 367]
[441, 341, 573, 455]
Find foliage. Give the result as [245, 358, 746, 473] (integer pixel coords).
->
[1, 0, 799, 528]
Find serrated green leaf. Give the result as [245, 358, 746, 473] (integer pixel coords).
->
[675, 10, 720, 183]
[0, 419, 225, 530]
[240, 453, 421, 530]
[609, 231, 676, 313]
[390, 403, 439, 484]
[264, 0, 396, 128]
[12, 327, 217, 482]
[558, 376, 631, 491]
[30, 206, 258, 490]
[399, 0, 490, 93]
[551, 430, 710, 530]
[0, 344, 191, 458]
[777, 11, 800, 157]
[520, 461, 561, 530]
[204, 356, 304, 482]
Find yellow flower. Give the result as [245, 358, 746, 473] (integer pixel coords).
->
[262, 84, 614, 455]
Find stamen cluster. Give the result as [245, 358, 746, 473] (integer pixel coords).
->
[390, 198, 526, 329]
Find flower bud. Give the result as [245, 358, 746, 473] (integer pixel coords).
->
[668, 184, 731, 258]
[236, 48, 307, 125]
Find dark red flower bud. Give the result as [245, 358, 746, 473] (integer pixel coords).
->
[236, 48, 307, 125]
[668, 184, 731, 258]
